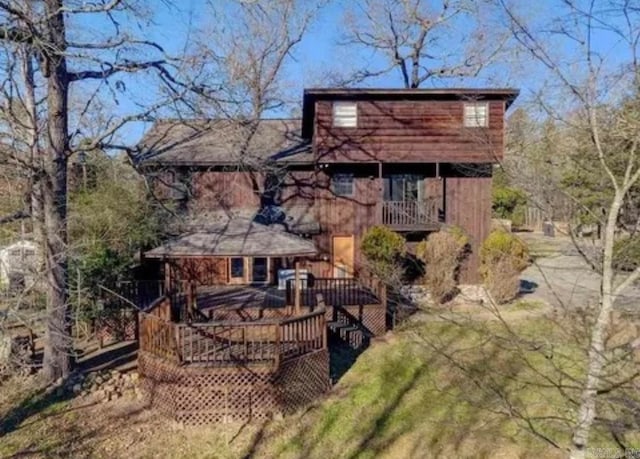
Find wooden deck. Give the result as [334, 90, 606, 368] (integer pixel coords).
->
[139, 307, 326, 367]
[133, 275, 386, 424]
[194, 282, 380, 316]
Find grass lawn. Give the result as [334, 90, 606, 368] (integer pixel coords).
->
[1, 312, 638, 458]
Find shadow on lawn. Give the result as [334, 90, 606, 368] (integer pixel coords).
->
[0, 340, 139, 439]
[0, 383, 75, 437]
[79, 340, 138, 373]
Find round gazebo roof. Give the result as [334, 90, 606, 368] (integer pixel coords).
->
[145, 218, 317, 258]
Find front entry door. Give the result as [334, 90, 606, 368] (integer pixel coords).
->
[332, 235, 354, 278]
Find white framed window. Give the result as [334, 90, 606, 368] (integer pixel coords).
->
[333, 102, 358, 127]
[331, 173, 354, 196]
[463, 102, 489, 127]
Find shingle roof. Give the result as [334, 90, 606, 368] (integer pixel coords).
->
[136, 119, 312, 166]
[183, 207, 320, 235]
[145, 218, 318, 258]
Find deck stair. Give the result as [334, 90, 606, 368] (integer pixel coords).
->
[327, 306, 373, 349]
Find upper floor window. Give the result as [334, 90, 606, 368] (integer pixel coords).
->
[463, 102, 489, 127]
[333, 102, 358, 127]
[331, 173, 354, 196]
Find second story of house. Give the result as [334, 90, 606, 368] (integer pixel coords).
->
[137, 87, 518, 218]
[137, 88, 516, 257]
[136, 87, 518, 282]
[303, 88, 518, 164]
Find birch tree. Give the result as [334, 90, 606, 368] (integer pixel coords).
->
[495, 1, 640, 457]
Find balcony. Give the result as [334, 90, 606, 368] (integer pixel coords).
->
[381, 198, 441, 231]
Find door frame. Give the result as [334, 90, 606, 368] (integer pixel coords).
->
[228, 257, 249, 284]
[332, 234, 355, 278]
[250, 257, 270, 285]
[227, 256, 272, 284]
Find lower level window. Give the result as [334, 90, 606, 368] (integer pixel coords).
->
[230, 257, 244, 278]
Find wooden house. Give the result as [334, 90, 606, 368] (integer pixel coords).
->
[128, 87, 518, 424]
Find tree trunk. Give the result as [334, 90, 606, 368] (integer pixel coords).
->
[569, 192, 622, 459]
[19, 45, 45, 276]
[41, 0, 72, 382]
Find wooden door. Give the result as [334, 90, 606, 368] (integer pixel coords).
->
[251, 257, 269, 284]
[332, 235, 354, 278]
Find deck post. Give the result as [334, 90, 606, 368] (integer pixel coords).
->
[163, 259, 171, 292]
[378, 161, 383, 224]
[294, 260, 301, 315]
[274, 324, 281, 368]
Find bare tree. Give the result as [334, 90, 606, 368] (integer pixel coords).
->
[0, 0, 201, 382]
[340, 0, 507, 88]
[494, 1, 640, 457]
[139, 0, 327, 232]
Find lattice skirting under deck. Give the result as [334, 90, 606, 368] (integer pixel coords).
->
[138, 349, 330, 424]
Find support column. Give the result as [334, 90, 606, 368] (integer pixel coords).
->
[294, 260, 301, 315]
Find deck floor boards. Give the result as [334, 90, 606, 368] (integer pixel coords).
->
[195, 285, 380, 314]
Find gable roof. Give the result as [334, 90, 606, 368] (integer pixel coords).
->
[136, 118, 312, 167]
[145, 218, 318, 258]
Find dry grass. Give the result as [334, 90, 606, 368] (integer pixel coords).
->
[0, 384, 261, 458]
[1, 313, 638, 458]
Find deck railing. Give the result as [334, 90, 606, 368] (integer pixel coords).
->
[285, 276, 384, 308]
[279, 310, 327, 361]
[381, 199, 438, 228]
[99, 280, 166, 310]
[139, 306, 181, 362]
[139, 308, 326, 367]
[356, 267, 388, 311]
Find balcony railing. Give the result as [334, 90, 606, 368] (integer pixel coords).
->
[381, 199, 439, 229]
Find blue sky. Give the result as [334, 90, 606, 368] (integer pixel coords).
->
[66, 0, 637, 146]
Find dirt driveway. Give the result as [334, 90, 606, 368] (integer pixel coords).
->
[518, 233, 640, 312]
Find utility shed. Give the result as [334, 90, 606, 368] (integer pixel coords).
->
[0, 240, 42, 292]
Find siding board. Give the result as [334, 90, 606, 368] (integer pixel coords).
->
[445, 176, 492, 283]
[315, 100, 504, 163]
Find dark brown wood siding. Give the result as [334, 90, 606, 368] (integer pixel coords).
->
[170, 257, 228, 286]
[190, 170, 316, 213]
[314, 100, 505, 163]
[191, 171, 262, 210]
[444, 176, 492, 283]
[314, 171, 379, 268]
[313, 170, 444, 270]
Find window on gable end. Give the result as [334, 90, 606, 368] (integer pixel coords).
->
[333, 102, 358, 128]
[463, 102, 489, 127]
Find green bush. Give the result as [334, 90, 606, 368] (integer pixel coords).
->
[361, 226, 406, 278]
[480, 230, 530, 304]
[492, 185, 527, 227]
[613, 234, 640, 272]
[416, 226, 469, 303]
